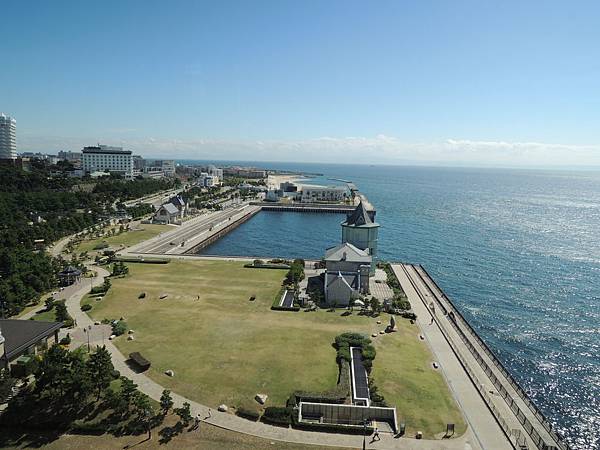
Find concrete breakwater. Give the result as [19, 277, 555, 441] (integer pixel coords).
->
[395, 263, 569, 450]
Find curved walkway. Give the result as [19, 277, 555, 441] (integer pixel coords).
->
[63, 266, 482, 450]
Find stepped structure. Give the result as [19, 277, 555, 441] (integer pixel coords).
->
[341, 202, 379, 274]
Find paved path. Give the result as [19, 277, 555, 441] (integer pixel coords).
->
[392, 264, 513, 450]
[402, 264, 563, 450]
[61, 265, 483, 449]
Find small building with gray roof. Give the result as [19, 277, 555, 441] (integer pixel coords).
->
[323, 242, 371, 307]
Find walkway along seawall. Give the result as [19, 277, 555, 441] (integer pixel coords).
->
[395, 263, 570, 450]
[184, 205, 262, 253]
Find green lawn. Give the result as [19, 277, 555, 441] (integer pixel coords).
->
[84, 259, 465, 438]
[75, 224, 170, 254]
[30, 308, 57, 322]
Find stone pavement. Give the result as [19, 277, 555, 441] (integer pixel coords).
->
[60, 264, 488, 449]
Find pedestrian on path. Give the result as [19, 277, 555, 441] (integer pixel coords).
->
[192, 413, 201, 430]
[372, 427, 380, 441]
[430, 315, 434, 325]
[205, 408, 212, 420]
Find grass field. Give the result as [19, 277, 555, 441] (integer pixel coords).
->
[75, 224, 170, 254]
[84, 259, 465, 438]
[3, 421, 347, 450]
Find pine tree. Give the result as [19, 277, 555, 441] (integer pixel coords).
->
[87, 345, 114, 400]
[160, 389, 174, 414]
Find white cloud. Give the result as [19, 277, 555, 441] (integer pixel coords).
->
[16, 133, 600, 167]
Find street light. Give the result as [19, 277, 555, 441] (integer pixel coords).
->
[83, 324, 92, 352]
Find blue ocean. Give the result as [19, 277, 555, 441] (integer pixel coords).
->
[185, 161, 599, 449]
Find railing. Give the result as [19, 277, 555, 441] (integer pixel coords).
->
[397, 264, 518, 449]
[414, 265, 570, 450]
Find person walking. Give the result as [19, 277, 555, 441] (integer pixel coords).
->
[373, 427, 380, 441]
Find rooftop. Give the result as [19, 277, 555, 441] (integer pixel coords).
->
[0, 319, 63, 360]
[342, 201, 378, 228]
[324, 242, 372, 263]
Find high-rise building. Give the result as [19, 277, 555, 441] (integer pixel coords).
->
[82, 144, 133, 177]
[0, 113, 17, 160]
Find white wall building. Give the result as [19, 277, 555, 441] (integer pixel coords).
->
[151, 159, 176, 176]
[82, 145, 133, 177]
[0, 113, 17, 160]
[301, 186, 348, 203]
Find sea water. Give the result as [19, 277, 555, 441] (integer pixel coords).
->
[185, 161, 599, 449]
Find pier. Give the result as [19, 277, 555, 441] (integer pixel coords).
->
[393, 263, 569, 450]
[253, 202, 356, 214]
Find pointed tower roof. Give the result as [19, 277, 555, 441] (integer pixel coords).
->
[342, 201, 378, 227]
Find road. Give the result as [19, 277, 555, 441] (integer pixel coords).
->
[127, 203, 259, 255]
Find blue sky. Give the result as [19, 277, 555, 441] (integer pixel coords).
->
[3, 0, 600, 166]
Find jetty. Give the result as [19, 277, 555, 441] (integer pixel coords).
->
[393, 263, 570, 450]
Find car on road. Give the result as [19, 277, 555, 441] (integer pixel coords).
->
[169, 241, 176, 245]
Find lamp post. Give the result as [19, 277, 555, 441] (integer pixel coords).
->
[363, 419, 368, 450]
[83, 325, 92, 352]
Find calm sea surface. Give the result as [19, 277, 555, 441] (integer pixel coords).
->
[185, 161, 600, 449]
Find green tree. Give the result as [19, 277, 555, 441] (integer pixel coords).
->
[160, 389, 174, 414]
[55, 300, 69, 322]
[175, 402, 192, 426]
[87, 346, 114, 400]
[34, 345, 73, 399]
[119, 377, 138, 410]
[132, 391, 154, 437]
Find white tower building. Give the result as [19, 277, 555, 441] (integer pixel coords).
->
[0, 113, 17, 160]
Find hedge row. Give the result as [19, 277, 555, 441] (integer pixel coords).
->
[244, 263, 290, 270]
[261, 406, 293, 426]
[235, 407, 260, 422]
[271, 306, 300, 312]
[114, 257, 170, 264]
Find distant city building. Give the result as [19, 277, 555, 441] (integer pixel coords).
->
[0, 113, 17, 160]
[223, 166, 266, 178]
[207, 164, 223, 179]
[152, 160, 176, 176]
[133, 155, 145, 170]
[82, 144, 133, 177]
[300, 186, 348, 203]
[57, 150, 82, 163]
[199, 172, 218, 187]
[280, 181, 297, 192]
[341, 202, 379, 274]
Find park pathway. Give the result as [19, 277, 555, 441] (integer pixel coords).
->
[62, 266, 487, 450]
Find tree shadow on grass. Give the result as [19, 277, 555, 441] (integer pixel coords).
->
[158, 421, 184, 444]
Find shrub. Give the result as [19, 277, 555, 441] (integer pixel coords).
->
[111, 369, 121, 379]
[93, 242, 109, 250]
[59, 333, 71, 345]
[112, 320, 127, 336]
[393, 297, 411, 311]
[138, 292, 146, 299]
[261, 406, 292, 426]
[236, 407, 260, 422]
[81, 304, 92, 312]
[253, 259, 265, 266]
[44, 297, 55, 311]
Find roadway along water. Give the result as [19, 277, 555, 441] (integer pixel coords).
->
[194, 162, 600, 449]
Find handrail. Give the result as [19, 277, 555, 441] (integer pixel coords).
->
[397, 264, 517, 449]
[414, 265, 570, 450]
